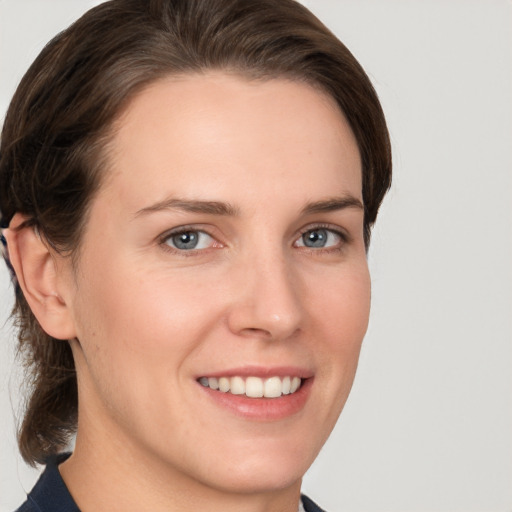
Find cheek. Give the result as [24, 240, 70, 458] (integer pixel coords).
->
[312, 260, 371, 341]
[75, 259, 212, 349]
[69, 260, 217, 430]
[308, 261, 371, 384]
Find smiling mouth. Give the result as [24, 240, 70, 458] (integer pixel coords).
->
[198, 376, 302, 398]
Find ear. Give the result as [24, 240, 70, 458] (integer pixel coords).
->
[4, 214, 78, 340]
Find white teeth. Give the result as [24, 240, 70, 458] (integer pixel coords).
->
[246, 376, 264, 398]
[230, 376, 245, 395]
[218, 377, 230, 392]
[282, 376, 291, 395]
[264, 376, 282, 398]
[290, 376, 301, 393]
[199, 375, 303, 398]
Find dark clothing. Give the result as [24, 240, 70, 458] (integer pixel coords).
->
[15, 454, 325, 512]
[301, 494, 326, 512]
[15, 454, 79, 512]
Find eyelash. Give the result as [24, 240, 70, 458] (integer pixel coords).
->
[158, 223, 349, 256]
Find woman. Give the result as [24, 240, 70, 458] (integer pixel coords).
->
[0, 0, 391, 510]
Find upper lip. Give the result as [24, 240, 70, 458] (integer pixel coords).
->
[196, 365, 314, 379]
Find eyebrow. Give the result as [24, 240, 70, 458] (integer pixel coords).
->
[301, 195, 364, 215]
[134, 194, 363, 218]
[135, 198, 240, 217]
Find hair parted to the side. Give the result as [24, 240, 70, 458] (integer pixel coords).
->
[0, 0, 391, 466]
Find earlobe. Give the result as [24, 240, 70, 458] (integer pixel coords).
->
[4, 214, 77, 341]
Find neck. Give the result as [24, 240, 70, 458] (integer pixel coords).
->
[59, 422, 302, 512]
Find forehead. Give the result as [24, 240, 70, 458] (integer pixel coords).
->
[100, 72, 362, 211]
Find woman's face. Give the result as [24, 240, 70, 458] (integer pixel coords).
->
[61, 73, 370, 494]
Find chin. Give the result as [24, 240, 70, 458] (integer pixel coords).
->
[192, 440, 314, 495]
[204, 463, 304, 495]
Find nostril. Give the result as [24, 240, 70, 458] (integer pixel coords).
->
[242, 326, 273, 337]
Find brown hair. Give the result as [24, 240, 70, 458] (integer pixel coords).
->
[0, 0, 391, 466]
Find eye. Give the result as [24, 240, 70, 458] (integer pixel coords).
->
[163, 230, 215, 251]
[295, 227, 343, 249]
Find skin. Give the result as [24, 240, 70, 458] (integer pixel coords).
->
[7, 73, 370, 512]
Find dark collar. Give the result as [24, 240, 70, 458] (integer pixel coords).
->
[301, 493, 326, 512]
[20, 453, 79, 512]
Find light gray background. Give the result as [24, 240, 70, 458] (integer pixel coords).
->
[1, 1, 511, 511]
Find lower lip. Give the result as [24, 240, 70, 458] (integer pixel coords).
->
[198, 378, 313, 421]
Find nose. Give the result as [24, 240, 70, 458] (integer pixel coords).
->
[226, 252, 303, 341]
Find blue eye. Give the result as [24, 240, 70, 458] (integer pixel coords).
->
[296, 228, 342, 249]
[165, 230, 214, 251]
